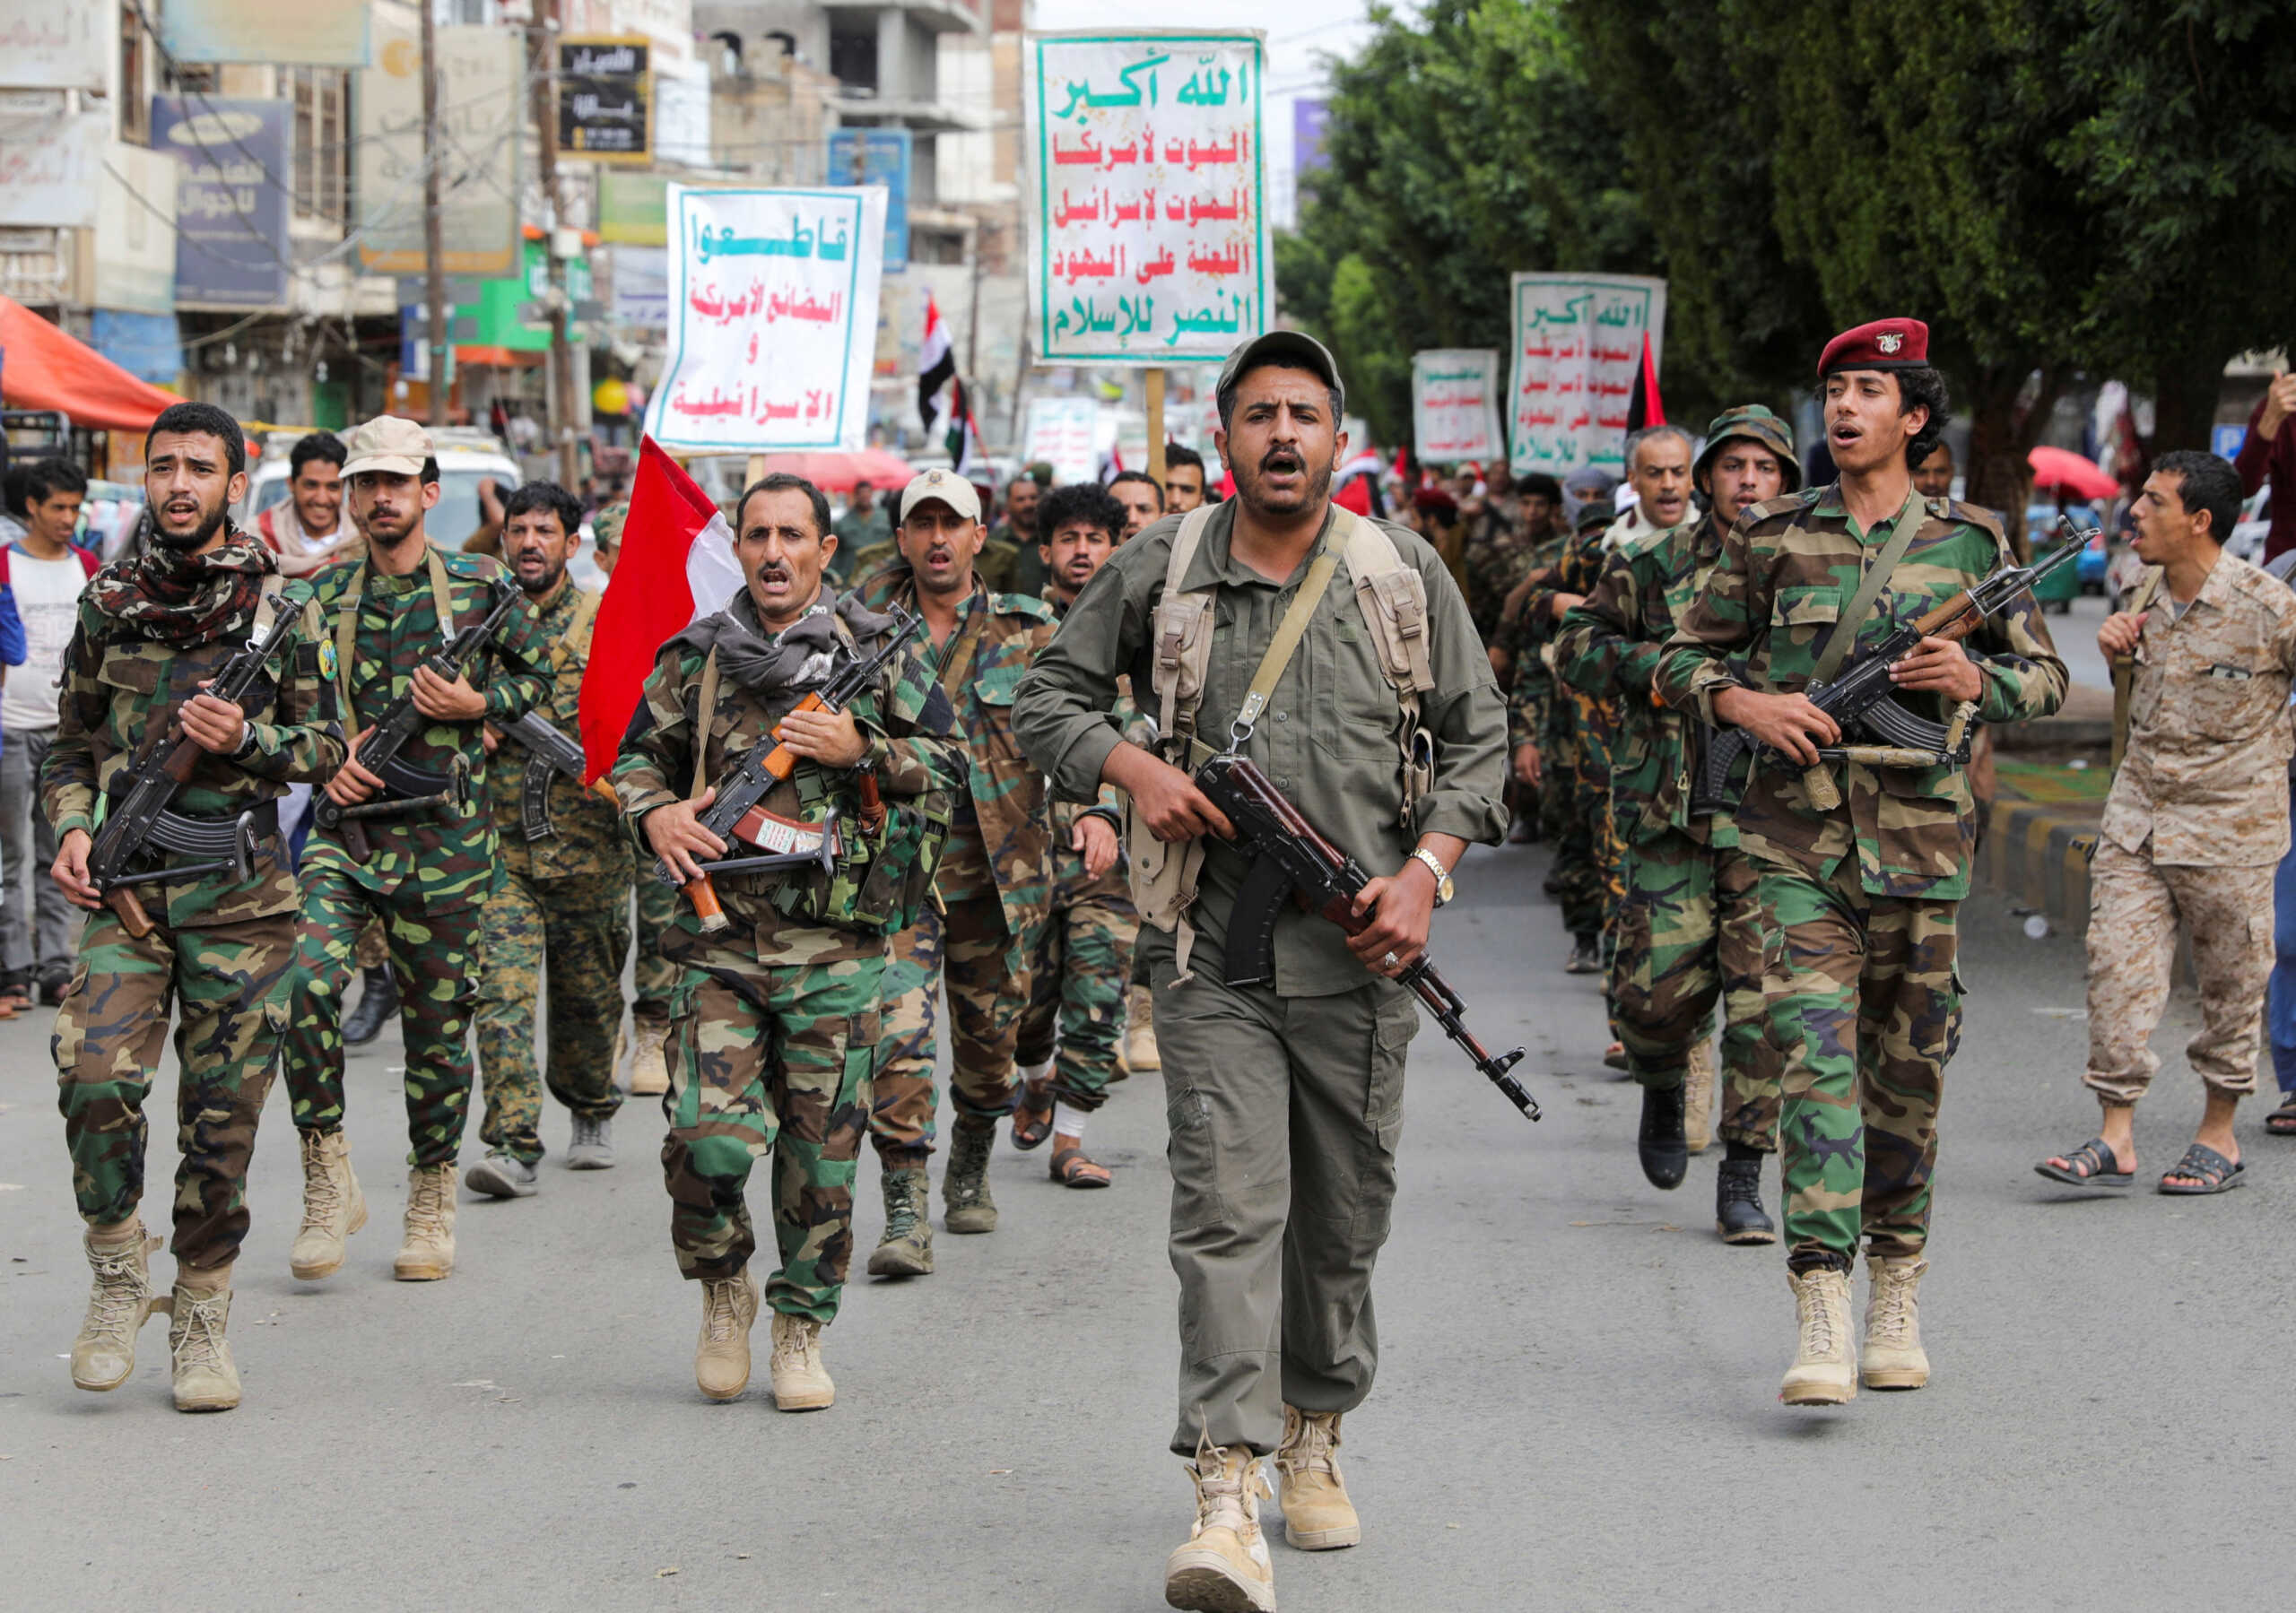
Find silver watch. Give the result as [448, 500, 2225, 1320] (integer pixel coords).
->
[1410, 846, 1455, 907]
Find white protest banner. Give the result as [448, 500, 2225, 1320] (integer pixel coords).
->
[1022, 395, 1101, 486]
[1412, 350, 1503, 464]
[0, 110, 106, 229]
[1024, 30, 1270, 366]
[0, 1, 108, 91]
[1507, 273, 1667, 479]
[642, 184, 888, 453]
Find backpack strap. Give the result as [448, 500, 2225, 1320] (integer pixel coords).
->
[551, 587, 602, 671]
[1336, 510, 1438, 824]
[690, 647, 721, 801]
[1151, 505, 1222, 756]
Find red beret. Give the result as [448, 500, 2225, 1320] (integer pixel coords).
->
[1817, 317, 1929, 377]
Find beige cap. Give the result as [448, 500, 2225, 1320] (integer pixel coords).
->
[897, 466, 982, 525]
[341, 415, 433, 480]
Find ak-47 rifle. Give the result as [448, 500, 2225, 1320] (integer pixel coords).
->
[498, 710, 618, 841]
[664, 605, 925, 934]
[88, 594, 300, 940]
[312, 577, 524, 863]
[1692, 517, 2092, 814]
[1193, 751, 1539, 1122]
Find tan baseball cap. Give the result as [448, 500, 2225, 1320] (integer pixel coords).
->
[341, 415, 433, 480]
[898, 467, 982, 524]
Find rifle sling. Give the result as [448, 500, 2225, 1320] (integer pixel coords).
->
[1811, 485, 1926, 687]
[334, 545, 459, 724]
[1234, 551, 1343, 735]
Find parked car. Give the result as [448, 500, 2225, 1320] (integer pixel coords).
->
[2227, 483, 2271, 566]
[243, 431, 521, 553]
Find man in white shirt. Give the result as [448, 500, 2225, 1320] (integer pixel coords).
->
[2, 457, 98, 1010]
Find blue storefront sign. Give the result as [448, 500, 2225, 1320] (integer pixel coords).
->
[826, 128, 909, 272]
[89, 309, 186, 386]
[150, 96, 290, 308]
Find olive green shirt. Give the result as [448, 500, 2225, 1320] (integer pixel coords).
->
[1013, 502, 1509, 997]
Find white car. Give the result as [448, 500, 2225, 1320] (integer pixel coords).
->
[242, 432, 523, 554]
[2227, 482, 2272, 566]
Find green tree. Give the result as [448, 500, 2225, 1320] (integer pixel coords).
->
[1277, 2, 1654, 448]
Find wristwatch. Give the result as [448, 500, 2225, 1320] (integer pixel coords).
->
[1409, 846, 1455, 907]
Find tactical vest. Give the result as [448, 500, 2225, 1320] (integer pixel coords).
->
[1128, 505, 1437, 969]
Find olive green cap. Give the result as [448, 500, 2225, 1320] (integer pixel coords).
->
[1693, 404, 1801, 493]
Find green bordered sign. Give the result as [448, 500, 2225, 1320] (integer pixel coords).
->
[1024, 29, 1270, 367]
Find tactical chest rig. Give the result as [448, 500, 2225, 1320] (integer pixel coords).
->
[1128, 504, 1437, 978]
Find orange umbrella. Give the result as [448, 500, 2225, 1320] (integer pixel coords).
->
[0, 295, 183, 432]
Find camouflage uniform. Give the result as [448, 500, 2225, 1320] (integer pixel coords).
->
[44, 537, 344, 1270]
[1461, 511, 1536, 650]
[613, 587, 962, 1319]
[1556, 510, 1779, 1144]
[632, 871, 680, 1036]
[1657, 484, 2066, 1269]
[281, 546, 553, 1166]
[1013, 587, 1140, 1114]
[472, 578, 629, 1165]
[855, 564, 1057, 1161]
[1519, 526, 1622, 941]
[2085, 555, 2296, 1105]
[848, 534, 1022, 596]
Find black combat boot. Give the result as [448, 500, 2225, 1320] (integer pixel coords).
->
[1715, 1157, 1777, 1244]
[1638, 1082, 1688, 1190]
[341, 966, 399, 1048]
[1564, 932, 1602, 974]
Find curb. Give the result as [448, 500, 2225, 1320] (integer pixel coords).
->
[1980, 794, 2100, 932]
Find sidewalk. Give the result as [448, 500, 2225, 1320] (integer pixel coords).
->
[1980, 681, 2110, 932]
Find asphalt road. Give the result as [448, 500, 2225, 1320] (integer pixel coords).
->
[4, 842, 2287, 1610]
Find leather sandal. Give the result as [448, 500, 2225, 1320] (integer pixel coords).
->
[1010, 1080, 1055, 1151]
[2265, 1094, 2296, 1137]
[2159, 1141, 2244, 1195]
[1049, 1146, 1111, 1188]
[2034, 1136, 2133, 1189]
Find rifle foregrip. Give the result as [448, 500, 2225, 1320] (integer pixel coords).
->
[685, 872, 731, 933]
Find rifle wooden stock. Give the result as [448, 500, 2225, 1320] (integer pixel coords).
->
[684, 871, 730, 933]
[105, 886, 156, 940]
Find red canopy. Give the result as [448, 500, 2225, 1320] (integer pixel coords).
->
[2027, 444, 2118, 502]
[744, 448, 916, 495]
[0, 296, 183, 433]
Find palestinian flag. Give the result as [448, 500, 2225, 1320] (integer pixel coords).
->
[918, 291, 982, 474]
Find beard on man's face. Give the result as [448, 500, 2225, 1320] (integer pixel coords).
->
[152, 493, 229, 551]
[1236, 440, 1334, 516]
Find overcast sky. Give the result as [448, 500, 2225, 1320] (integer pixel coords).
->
[1025, 3, 1385, 222]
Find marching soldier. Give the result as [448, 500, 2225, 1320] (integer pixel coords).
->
[1009, 481, 1140, 1187]
[465, 481, 630, 1196]
[855, 470, 1057, 1275]
[616, 473, 960, 1407]
[46, 401, 344, 1410]
[1556, 406, 1797, 1237]
[1014, 333, 1507, 1613]
[1657, 320, 2066, 1404]
[279, 417, 553, 1285]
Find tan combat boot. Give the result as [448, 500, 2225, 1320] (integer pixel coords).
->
[71, 1222, 163, 1392]
[1780, 1266, 1857, 1406]
[168, 1277, 240, 1412]
[1126, 984, 1161, 1072]
[1683, 1040, 1716, 1155]
[1861, 1253, 1931, 1390]
[1164, 1437, 1276, 1613]
[1274, 1405, 1360, 1549]
[695, 1270, 760, 1401]
[866, 1167, 934, 1276]
[768, 1312, 835, 1411]
[629, 1021, 671, 1097]
[393, 1165, 458, 1281]
[290, 1128, 367, 1280]
[943, 1120, 998, 1235]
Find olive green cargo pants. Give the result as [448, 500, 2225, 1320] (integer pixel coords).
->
[1148, 933, 1418, 1458]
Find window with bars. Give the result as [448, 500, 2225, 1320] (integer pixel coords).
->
[291, 68, 350, 226]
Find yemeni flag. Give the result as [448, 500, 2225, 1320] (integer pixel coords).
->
[578, 435, 747, 782]
[918, 291, 983, 473]
[1625, 333, 1665, 430]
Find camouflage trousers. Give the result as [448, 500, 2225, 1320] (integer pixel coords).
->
[474, 866, 631, 1164]
[2083, 838, 2273, 1104]
[354, 915, 387, 971]
[870, 887, 1029, 1166]
[1613, 829, 1781, 1150]
[660, 931, 882, 1323]
[281, 866, 483, 1168]
[632, 869, 680, 1032]
[54, 908, 291, 1271]
[1014, 856, 1138, 1114]
[1546, 700, 1623, 941]
[1759, 863, 1960, 1272]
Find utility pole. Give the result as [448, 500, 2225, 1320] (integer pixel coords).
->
[421, 0, 448, 427]
[531, 0, 579, 485]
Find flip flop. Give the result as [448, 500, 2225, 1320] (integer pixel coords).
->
[2034, 1136, 2133, 1189]
[2159, 1141, 2245, 1195]
[1049, 1146, 1111, 1188]
[1010, 1080, 1055, 1151]
[2265, 1095, 2296, 1137]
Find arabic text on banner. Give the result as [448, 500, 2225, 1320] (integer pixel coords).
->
[1025, 30, 1271, 366]
[1412, 350, 1504, 464]
[1507, 273, 1667, 479]
[1022, 396, 1101, 486]
[643, 184, 888, 454]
